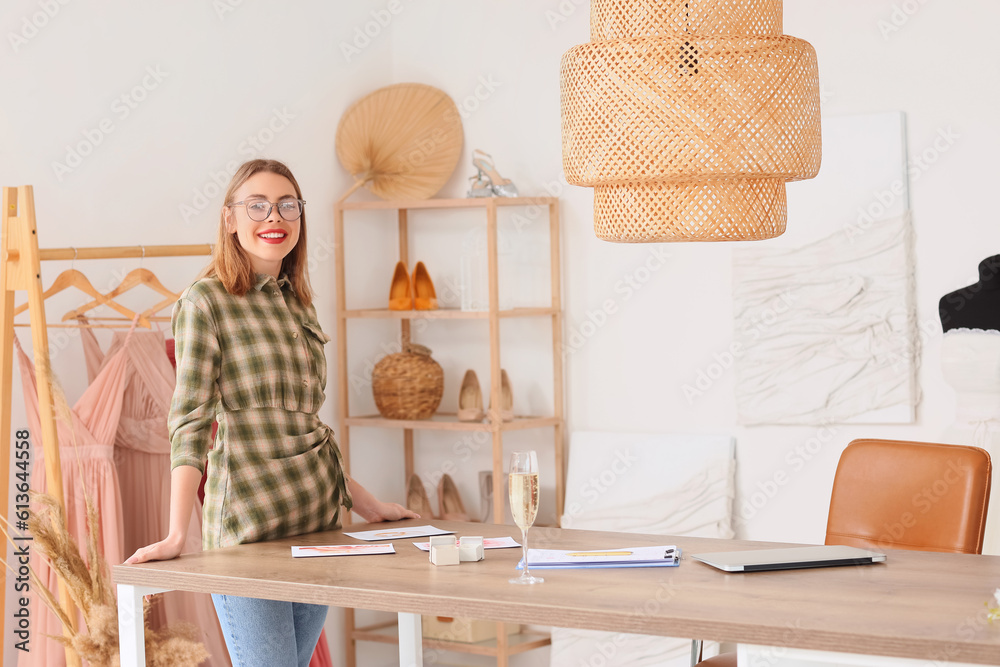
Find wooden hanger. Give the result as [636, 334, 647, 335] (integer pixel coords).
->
[13, 268, 150, 326]
[61, 267, 176, 324]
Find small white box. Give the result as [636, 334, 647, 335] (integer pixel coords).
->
[458, 536, 484, 562]
[430, 544, 460, 566]
[428, 535, 457, 561]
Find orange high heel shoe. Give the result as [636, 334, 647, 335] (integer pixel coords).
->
[389, 261, 412, 310]
[412, 261, 438, 310]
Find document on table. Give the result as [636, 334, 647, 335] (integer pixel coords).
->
[343, 524, 454, 541]
[518, 545, 680, 569]
[412, 536, 520, 551]
[291, 544, 396, 558]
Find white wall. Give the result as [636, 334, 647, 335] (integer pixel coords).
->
[3, 1, 999, 665]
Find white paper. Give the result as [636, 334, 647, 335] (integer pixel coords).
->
[343, 524, 453, 542]
[413, 536, 520, 551]
[291, 543, 396, 558]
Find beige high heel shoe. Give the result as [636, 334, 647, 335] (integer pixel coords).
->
[488, 369, 514, 422]
[438, 473, 471, 521]
[407, 474, 435, 519]
[457, 370, 485, 422]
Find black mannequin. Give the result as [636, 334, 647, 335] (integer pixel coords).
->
[939, 254, 1000, 332]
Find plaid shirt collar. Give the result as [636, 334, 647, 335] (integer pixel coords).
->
[253, 272, 295, 294]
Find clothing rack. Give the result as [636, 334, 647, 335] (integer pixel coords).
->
[1, 185, 212, 666]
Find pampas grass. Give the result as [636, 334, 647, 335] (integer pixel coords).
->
[3, 346, 208, 665]
[0, 491, 210, 666]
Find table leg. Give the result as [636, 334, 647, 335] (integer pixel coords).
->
[117, 584, 171, 667]
[690, 639, 703, 666]
[397, 612, 423, 667]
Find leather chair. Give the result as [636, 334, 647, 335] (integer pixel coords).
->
[694, 438, 992, 667]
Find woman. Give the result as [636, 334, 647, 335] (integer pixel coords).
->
[125, 158, 418, 665]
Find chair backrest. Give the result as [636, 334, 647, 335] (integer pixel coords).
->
[825, 438, 992, 554]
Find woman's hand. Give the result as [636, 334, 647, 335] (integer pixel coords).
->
[354, 500, 420, 524]
[347, 476, 420, 523]
[124, 534, 185, 565]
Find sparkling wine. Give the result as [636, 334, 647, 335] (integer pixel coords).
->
[508, 472, 539, 529]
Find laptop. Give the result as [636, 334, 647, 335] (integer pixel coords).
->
[691, 545, 886, 572]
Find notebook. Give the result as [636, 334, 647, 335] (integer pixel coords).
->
[691, 545, 886, 572]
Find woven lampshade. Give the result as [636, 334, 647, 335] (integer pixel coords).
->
[561, 0, 822, 242]
[336, 83, 464, 201]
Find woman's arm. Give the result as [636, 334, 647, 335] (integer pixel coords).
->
[125, 465, 203, 563]
[347, 476, 420, 523]
[126, 295, 220, 564]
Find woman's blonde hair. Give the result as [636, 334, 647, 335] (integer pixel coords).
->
[204, 158, 312, 307]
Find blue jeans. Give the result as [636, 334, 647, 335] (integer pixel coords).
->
[212, 594, 328, 667]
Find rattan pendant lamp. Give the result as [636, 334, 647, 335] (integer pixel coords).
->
[560, 0, 822, 242]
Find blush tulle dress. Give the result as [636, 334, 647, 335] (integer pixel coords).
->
[80, 325, 230, 666]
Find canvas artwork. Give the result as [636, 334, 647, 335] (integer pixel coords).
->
[732, 112, 919, 425]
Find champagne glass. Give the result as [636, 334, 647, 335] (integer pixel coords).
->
[508, 450, 543, 585]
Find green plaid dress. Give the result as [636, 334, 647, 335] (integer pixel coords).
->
[169, 274, 352, 550]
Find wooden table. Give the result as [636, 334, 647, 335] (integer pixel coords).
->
[112, 520, 1000, 666]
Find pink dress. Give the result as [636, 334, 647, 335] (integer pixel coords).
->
[15, 333, 127, 667]
[80, 327, 230, 666]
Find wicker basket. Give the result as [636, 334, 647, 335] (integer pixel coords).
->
[372, 343, 444, 420]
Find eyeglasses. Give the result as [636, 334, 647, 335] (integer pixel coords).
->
[230, 198, 306, 222]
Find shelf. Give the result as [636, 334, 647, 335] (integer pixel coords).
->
[338, 196, 557, 211]
[353, 620, 551, 657]
[342, 307, 558, 320]
[336, 194, 565, 667]
[345, 414, 560, 432]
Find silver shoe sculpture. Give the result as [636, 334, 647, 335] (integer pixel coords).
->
[468, 149, 519, 198]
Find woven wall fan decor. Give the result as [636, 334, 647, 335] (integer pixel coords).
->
[336, 83, 464, 201]
[561, 0, 822, 242]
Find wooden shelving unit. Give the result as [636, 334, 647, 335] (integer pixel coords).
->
[353, 620, 552, 658]
[333, 196, 565, 667]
